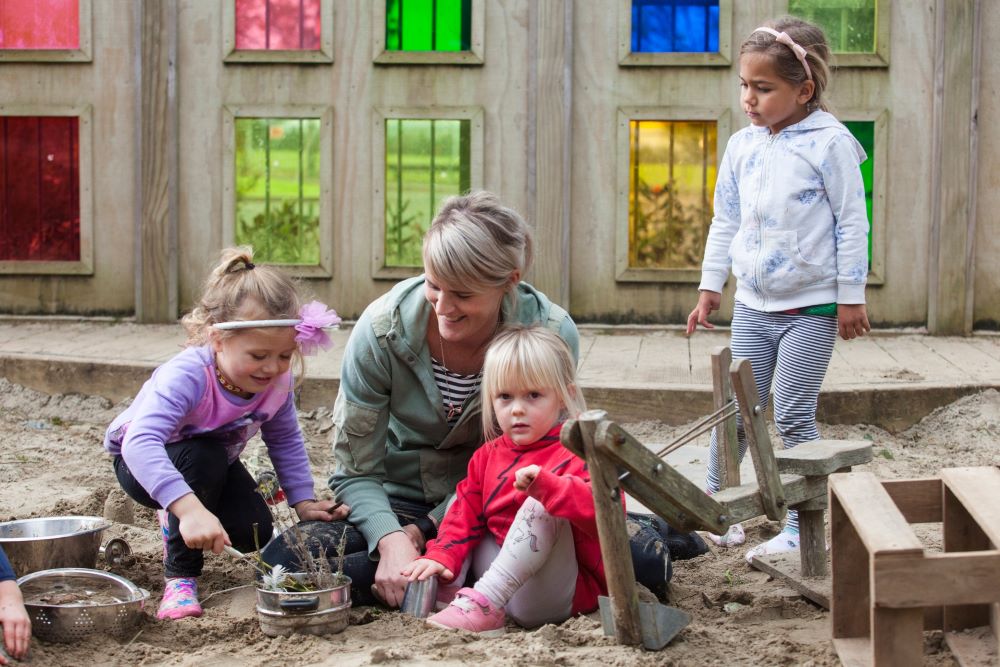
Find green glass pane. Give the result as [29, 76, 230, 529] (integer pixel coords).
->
[385, 0, 471, 52]
[788, 0, 877, 54]
[235, 117, 321, 265]
[385, 118, 471, 267]
[843, 120, 875, 265]
[628, 120, 717, 269]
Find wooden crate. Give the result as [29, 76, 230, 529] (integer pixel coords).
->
[830, 468, 1000, 666]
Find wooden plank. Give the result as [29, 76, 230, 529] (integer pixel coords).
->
[831, 637, 873, 667]
[712, 474, 828, 525]
[874, 552, 1000, 608]
[730, 358, 785, 522]
[774, 439, 873, 476]
[945, 629, 999, 667]
[872, 606, 924, 666]
[882, 478, 943, 524]
[711, 346, 739, 489]
[799, 508, 827, 578]
[751, 551, 831, 609]
[577, 411, 642, 646]
[634, 331, 683, 385]
[921, 338, 1000, 382]
[943, 483, 993, 631]
[941, 467, 1000, 545]
[831, 492, 871, 639]
[575, 335, 643, 385]
[828, 473, 924, 556]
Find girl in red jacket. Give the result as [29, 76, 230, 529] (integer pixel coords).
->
[403, 325, 603, 636]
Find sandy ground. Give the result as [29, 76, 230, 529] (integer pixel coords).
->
[2, 377, 998, 666]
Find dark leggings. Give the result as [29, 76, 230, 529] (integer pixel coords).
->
[260, 499, 705, 606]
[114, 437, 273, 578]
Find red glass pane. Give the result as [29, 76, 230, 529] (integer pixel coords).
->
[0, 0, 79, 50]
[0, 117, 80, 262]
[235, 0, 321, 51]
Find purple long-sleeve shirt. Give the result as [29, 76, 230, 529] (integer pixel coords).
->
[104, 346, 315, 510]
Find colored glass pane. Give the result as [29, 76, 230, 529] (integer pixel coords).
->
[0, 0, 79, 49]
[628, 120, 716, 269]
[385, 119, 471, 267]
[631, 0, 719, 53]
[235, 0, 321, 51]
[235, 118, 321, 265]
[0, 116, 80, 262]
[789, 0, 876, 54]
[385, 0, 471, 52]
[843, 120, 874, 265]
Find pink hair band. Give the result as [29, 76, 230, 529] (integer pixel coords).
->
[753, 27, 812, 81]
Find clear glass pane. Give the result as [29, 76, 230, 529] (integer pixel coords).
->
[628, 120, 717, 269]
[234, 117, 321, 265]
[385, 0, 471, 52]
[385, 118, 471, 267]
[235, 0, 322, 51]
[0, 0, 79, 50]
[788, 0, 876, 54]
[0, 116, 80, 261]
[631, 0, 719, 53]
[843, 120, 874, 266]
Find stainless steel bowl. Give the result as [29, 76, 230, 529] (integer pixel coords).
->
[0, 516, 110, 576]
[17, 568, 149, 643]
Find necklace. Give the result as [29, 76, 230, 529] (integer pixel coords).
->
[438, 337, 464, 421]
[215, 363, 245, 395]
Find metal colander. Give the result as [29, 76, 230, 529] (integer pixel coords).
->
[17, 568, 149, 643]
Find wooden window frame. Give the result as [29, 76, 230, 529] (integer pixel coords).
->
[372, 0, 484, 65]
[223, 0, 334, 64]
[788, 0, 890, 68]
[0, 105, 93, 275]
[840, 108, 888, 285]
[222, 105, 334, 278]
[371, 106, 484, 280]
[618, 0, 732, 67]
[615, 106, 730, 283]
[0, 0, 92, 63]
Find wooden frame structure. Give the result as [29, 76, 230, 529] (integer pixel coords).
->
[830, 467, 1000, 666]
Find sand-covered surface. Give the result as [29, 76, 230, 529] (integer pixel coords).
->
[2, 377, 998, 666]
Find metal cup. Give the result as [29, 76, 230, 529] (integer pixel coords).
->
[400, 576, 438, 618]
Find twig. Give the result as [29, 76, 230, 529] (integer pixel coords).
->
[200, 583, 253, 605]
[125, 628, 144, 647]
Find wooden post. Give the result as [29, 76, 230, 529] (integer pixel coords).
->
[729, 359, 785, 522]
[577, 410, 641, 646]
[711, 347, 740, 489]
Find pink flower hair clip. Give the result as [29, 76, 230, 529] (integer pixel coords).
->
[212, 300, 342, 356]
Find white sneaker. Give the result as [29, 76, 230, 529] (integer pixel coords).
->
[707, 523, 746, 547]
[745, 529, 800, 565]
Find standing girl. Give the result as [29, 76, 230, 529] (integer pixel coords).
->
[403, 325, 606, 636]
[104, 247, 348, 620]
[687, 17, 871, 563]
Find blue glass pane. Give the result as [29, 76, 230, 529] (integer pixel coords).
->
[631, 0, 719, 53]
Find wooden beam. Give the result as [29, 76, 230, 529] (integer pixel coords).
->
[941, 467, 1000, 545]
[881, 478, 943, 524]
[711, 346, 740, 488]
[773, 439, 872, 476]
[830, 491, 870, 639]
[713, 473, 827, 525]
[828, 473, 923, 556]
[730, 359, 785, 522]
[874, 552, 1000, 608]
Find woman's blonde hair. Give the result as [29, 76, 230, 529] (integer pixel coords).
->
[422, 191, 533, 295]
[181, 247, 306, 381]
[480, 325, 586, 441]
[741, 16, 833, 112]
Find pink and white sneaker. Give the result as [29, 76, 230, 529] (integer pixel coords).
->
[157, 577, 203, 620]
[426, 587, 505, 636]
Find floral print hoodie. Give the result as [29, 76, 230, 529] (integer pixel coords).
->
[698, 110, 869, 312]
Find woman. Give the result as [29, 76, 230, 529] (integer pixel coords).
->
[262, 191, 699, 606]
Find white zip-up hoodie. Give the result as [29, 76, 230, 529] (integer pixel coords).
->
[698, 110, 869, 312]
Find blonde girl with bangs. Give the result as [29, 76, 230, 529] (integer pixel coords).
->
[403, 326, 609, 636]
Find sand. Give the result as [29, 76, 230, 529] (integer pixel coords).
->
[2, 377, 997, 666]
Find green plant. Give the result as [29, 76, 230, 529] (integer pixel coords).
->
[237, 199, 319, 265]
[384, 197, 425, 266]
[630, 179, 710, 269]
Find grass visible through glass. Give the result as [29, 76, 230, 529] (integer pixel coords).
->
[788, 0, 876, 54]
[843, 120, 874, 266]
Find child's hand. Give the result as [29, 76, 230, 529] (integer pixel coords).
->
[0, 579, 30, 663]
[401, 558, 453, 582]
[294, 499, 350, 522]
[837, 304, 871, 340]
[170, 494, 230, 554]
[514, 465, 541, 491]
[686, 290, 721, 335]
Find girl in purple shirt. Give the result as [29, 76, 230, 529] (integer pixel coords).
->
[104, 247, 348, 620]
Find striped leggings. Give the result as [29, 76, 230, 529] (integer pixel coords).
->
[706, 301, 838, 533]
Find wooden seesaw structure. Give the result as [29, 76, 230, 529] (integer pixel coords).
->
[560, 346, 873, 649]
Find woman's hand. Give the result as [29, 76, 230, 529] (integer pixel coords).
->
[837, 304, 871, 340]
[373, 532, 420, 608]
[0, 579, 30, 663]
[169, 494, 229, 554]
[514, 465, 541, 492]
[686, 290, 721, 335]
[293, 499, 350, 523]
[402, 558, 453, 583]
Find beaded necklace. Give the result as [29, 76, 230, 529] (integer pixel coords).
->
[214, 363, 245, 395]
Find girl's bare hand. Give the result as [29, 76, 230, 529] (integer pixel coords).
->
[514, 465, 541, 491]
[294, 499, 350, 522]
[686, 290, 721, 335]
[837, 304, 871, 340]
[401, 558, 452, 582]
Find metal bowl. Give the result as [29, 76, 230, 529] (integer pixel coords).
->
[17, 568, 149, 643]
[0, 516, 110, 576]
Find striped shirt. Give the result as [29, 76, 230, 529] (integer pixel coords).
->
[431, 358, 482, 425]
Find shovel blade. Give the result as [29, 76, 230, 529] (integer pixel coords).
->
[598, 595, 691, 651]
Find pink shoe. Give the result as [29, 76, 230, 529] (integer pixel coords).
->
[426, 588, 505, 636]
[157, 577, 203, 620]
